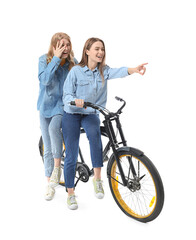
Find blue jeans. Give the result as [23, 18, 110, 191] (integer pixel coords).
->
[62, 112, 103, 188]
[40, 113, 63, 177]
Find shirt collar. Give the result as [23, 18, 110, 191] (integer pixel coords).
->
[82, 65, 98, 73]
[82, 66, 89, 72]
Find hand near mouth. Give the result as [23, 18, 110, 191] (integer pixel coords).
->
[53, 41, 66, 59]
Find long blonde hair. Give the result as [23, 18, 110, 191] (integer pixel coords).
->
[79, 37, 106, 83]
[47, 32, 75, 70]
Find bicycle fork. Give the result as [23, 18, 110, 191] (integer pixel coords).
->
[104, 116, 137, 187]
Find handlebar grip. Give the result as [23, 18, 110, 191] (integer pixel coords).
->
[115, 96, 123, 102]
[70, 101, 88, 109]
[70, 101, 76, 106]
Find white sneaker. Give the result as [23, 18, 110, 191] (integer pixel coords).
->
[49, 166, 62, 187]
[45, 185, 55, 201]
[93, 178, 104, 199]
[67, 195, 78, 210]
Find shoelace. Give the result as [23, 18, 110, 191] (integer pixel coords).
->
[96, 180, 103, 192]
[69, 195, 77, 204]
[51, 168, 60, 181]
[46, 185, 54, 195]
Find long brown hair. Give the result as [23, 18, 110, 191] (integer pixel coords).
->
[47, 32, 75, 70]
[79, 37, 106, 83]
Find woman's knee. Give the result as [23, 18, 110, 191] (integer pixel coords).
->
[49, 115, 62, 135]
[86, 126, 101, 140]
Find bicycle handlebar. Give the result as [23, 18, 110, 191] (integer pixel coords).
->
[70, 96, 126, 117]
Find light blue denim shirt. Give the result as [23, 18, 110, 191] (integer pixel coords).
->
[37, 54, 78, 118]
[63, 65, 129, 114]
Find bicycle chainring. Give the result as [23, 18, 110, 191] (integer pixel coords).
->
[76, 162, 91, 182]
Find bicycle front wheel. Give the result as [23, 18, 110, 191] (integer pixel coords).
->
[107, 150, 164, 222]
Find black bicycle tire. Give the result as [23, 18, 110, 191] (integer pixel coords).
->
[107, 150, 164, 223]
[38, 136, 44, 161]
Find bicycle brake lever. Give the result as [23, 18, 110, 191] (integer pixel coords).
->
[83, 103, 88, 109]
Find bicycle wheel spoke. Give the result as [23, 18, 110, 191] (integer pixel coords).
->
[110, 154, 158, 219]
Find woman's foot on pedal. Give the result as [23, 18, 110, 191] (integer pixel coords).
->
[67, 194, 78, 210]
[93, 178, 104, 199]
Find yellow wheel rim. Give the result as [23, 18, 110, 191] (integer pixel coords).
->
[111, 154, 157, 219]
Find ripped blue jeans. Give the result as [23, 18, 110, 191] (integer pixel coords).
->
[40, 113, 62, 177]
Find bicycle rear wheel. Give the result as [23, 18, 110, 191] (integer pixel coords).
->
[38, 135, 89, 186]
[107, 150, 164, 222]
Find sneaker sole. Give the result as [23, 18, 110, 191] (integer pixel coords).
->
[94, 192, 104, 199]
[67, 204, 78, 210]
[45, 194, 54, 201]
[45, 197, 53, 201]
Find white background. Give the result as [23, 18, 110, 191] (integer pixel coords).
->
[1, 0, 195, 239]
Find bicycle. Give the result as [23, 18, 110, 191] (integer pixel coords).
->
[39, 97, 164, 222]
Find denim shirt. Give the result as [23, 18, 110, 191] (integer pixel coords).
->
[63, 65, 129, 114]
[37, 54, 78, 118]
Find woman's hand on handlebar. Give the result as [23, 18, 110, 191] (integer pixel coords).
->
[75, 99, 84, 108]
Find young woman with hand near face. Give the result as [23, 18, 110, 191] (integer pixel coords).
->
[37, 32, 78, 200]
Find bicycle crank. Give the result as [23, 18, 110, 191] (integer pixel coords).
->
[75, 162, 92, 187]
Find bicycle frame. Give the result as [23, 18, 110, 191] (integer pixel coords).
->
[39, 97, 141, 188]
[73, 97, 138, 188]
